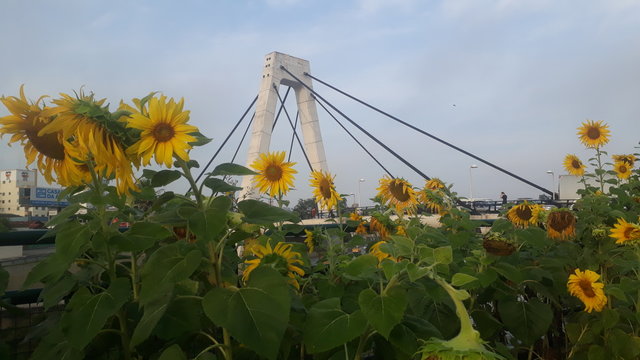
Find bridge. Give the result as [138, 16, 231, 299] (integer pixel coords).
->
[194, 52, 556, 205]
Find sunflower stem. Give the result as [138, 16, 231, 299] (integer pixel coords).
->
[178, 157, 203, 208]
[595, 147, 605, 192]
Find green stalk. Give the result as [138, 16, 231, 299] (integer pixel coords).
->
[117, 311, 132, 360]
[178, 157, 203, 208]
[595, 147, 605, 192]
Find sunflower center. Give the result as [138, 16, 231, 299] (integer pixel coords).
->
[587, 127, 601, 140]
[152, 123, 175, 142]
[389, 181, 410, 202]
[319, 178, 332, 199]
[515, 205, 533, 221]
[578, 279, 596, 298]
[548, 212, 575, 232]
[624, 227, 640, 240]
[265, 164, 283, 181]
[619, 164, 628, 173]
[571, 160, 581, 169]
[25, 129, 66, 160]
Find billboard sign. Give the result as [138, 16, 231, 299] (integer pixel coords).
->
[30, 187, 69, 207]
[3, 169, 37, 187]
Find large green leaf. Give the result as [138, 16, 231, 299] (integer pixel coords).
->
[151, 170, 182, 187]
[62, 278, 131, 350]
[358, 286, 408, 339]
[498, 298, 552, 345]
[155, 297, 203, 339]
[342, 254, 378, 281]
[303, 297, 368, 354]
[181, 196, 231, 241]
[210, 163, 257, 176]
[158, 344, 187, 360]
[116, 222, 172, 252]
[139, 244, 202, 305]
[130, 292, 172, 347]
[238, 199, 300, 225]
[203, 178, 243, 193]
[202, 267, 290, 360]
[41, 274, 76, 310]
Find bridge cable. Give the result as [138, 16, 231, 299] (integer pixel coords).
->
[195, 94, 258, 183]
[274, 84, 313, 171]
[287, 111, 300, 162]
[272, 87, 291, 131]
[280, 66, 431, 181]
[312, 93, 394, 178]
[230, 113, 255, 164]
[305, 73, 553, 196]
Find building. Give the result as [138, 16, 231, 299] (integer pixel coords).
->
[0, 169, 68, 220]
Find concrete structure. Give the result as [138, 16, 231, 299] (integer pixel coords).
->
[0, 169, 65, 219]
[240, 52, 328, 199]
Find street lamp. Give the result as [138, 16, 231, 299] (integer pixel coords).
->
[546, 170, 555, 200]
[348, 193, 355, 207]
[469, 165, 478, 201]
[358, 179, 365, 208]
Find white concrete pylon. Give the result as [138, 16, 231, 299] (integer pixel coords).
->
[240, 52, 328, 199]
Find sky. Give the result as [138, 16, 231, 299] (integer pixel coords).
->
[1, 0, 639, 206]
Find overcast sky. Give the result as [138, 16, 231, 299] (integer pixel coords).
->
[2, 0, 639, 205]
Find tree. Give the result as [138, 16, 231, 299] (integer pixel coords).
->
[293, 198, 317, 219]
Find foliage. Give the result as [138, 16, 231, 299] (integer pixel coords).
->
[2, 89, 640, 359]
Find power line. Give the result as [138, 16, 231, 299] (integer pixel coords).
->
[274, 85, 313, 171]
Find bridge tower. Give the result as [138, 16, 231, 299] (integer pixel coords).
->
[240, 52, 328, 199]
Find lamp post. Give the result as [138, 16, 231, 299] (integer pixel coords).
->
[546, 170, 555, 200]
[469, 164, 478, 201]
[348, 193, 355, 207]
[358, 179, 365, 208]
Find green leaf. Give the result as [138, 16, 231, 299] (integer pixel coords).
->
[342, 254, 378, 280]
[203, 178, 243, 193]
[210, 162, 257, 176]
[451, 273, 478, 287]
[358, 286, 408, 339]
[158, 344, 187, 360]
[389, 324, 419, 356]
[588, 345, 606, 360]
[188, 131, 212, 147]
[151, 170, 182, 187]
[23, 254, 69, 288]
[45, 203, 81, 227]
[202, 267, 290, 360]
[406, 263, 431, 282]
[130, 292, 172, 347]
[609, 328, 640, 359]
[471, 310, 502, 339]
[155, 297, 203, 340]
[492, 262, 525, 284]
[41, 275, 76, 309]
[238, 199, 300, 225]
[139, 244, 202, 305]
[389, 235, 413, 257]
[433, 246, 452, 265]
[303, 297, 367, 354]
[116, 222, 172, 252]
[498, 298, 552, 345]
[62, 278, 131, 350]
[183, 196, 232, 241]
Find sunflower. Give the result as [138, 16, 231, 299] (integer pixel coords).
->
[506, 202, 541, 228]
[612, 154, 636, 167]
[349, 212, 368, 235]
[546, 209, 576, 240]
[376, 176, 418, 214]
[609, 218, 640, 245]
[309, 170, 341, 211]
[419, 188, 445, 214]
[396, 225, 407, 236]
[38, 90, 138, 193]
[613, 161, 632, 179]
[126, 95, 198, 168]
[482, 232, 516, 256]
[303, 229, 319, 253]
[567, 269, 607, 313]
[0, 86, 89, 186]
[250, 151, 297, 197]
[425, 178, 445, 190]
[577, 120, 610, 148]
[563, 154, 586, 176]
[243, 241, 305, 289]
[369, 216, 390, 239]
[370, 241, 396, 262]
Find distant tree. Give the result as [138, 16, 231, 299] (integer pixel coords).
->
[293, 198, 317, 219]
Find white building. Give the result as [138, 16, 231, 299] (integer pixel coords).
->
[0, 169, 66, 219]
